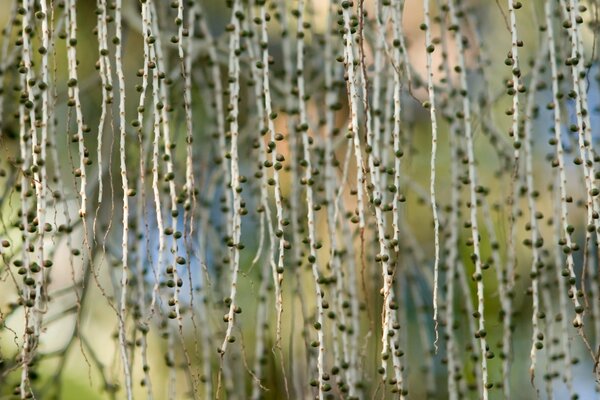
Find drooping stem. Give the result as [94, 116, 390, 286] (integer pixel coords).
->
[447, 0, 490, 397]
[114, 0, 133, 397]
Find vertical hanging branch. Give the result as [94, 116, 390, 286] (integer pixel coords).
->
[379, 64, 394, 199]
[325, 20, 364, 389]
[32, 0, 51, 363]
[396, 0, 412, 84]
[133, 111, 154, 400]
[146, 0, 165, 322]
[250, 213, 272, 400]
[246, 74, 274, 398]
[545, 0, 585, 334]
[147, 4, 195, 391]
[545, 0, 578, 394]
[464, 8, 515, 396]
[340, 0, 366, 232]
[134, 145, 155, 394]
[275, 2, 314, 390]
[371, 0, 402, 381]
[551, 182, 576, 397]
[563, 0, 598, 207]
[181, 0, 195, 279]
[371, 0, 388, 185]
[66, 0, 87, 221]
[295, 1, 326, 398]
[113, 0, 133, 398]
[356, 0, 405, 393]
[66, 2, 108, 372]
[133, 1, 155, 397]
[441, 99, 462, 397]
[370, 0, 391, 277]
[390, 0, 403, 254]
[95, 0, 113, 218]
[539, 247, 555, 400]
[256, 0, 286, 356]
[506, 0, 522, 158]
[220, 0, 243, 357]
[480, 195, 510, 396]
[247, 55, 275, 400]
[447, 0, 490, 397]
[24, 0, 41, 324]
[561, 0, 600, 335]
[145, 3, 195, 396]
[438, 27, 462, 396]
[243, 2, 285, 395]
[327, 1, 358, 395]
[133, 0, 151, 268]
[181, 4, 203, 394]
[422, 0, 440, 351]
[455, 259, 484, 392]
[18, 1, 36, 396]
[253, 2, 292, 393]
[46, 3, 81, 349]
[523, 40, 548, 385]
[337, 197, 362, 395]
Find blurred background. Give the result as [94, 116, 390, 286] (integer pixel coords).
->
[0, 0, 600, 399]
